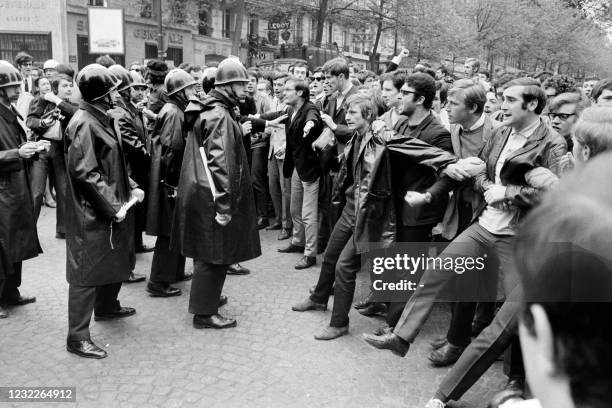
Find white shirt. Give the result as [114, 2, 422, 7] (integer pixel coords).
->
[479, 118, 540, 235]
[464, 113, 486, 131]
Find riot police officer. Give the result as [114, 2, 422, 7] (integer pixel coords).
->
[146, 69, 196, 297]
[0, 60, 41, 319]
[65, 64, 144, 359]
[171, 57, 261, 329]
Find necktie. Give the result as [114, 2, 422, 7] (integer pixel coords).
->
[24, 79, 29, 93]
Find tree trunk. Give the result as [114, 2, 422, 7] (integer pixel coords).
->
[231, 0, 245, 56]
[315, 0, 328, 48]
[370, 0, 385, 72]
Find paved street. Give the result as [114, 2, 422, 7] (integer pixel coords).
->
[0, 206, 505, 408]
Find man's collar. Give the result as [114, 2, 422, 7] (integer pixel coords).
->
[80, 100, 111, 125]
[341, 82, 353, 97]
[512, 117, 540, 139]
[463, 113, 486, 131]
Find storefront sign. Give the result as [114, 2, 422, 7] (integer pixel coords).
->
[134, 29, 183, 44]
[268, 22, 290, 30]
[88, 8, 125, 55]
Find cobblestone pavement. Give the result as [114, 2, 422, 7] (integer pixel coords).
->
[0, 207, 505, 408]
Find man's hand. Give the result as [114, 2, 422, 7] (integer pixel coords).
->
[456, 157, 486, 176]
[241, 121, 252, 134]
[303, 120, 314, 137]
[266, 114, 288, 128]
[404, 191, 431, 207]
[399, 48, 410, 59]
[274, 147, 285, 158]
[442, 162, 470, 181]
[320, 113, 337, 131]
[371, 119, 386, 134]
[18, 141, 40, 159]
[484, 184, 507, 204]
[215, 212, 232, 226]
[114, 207, 127, 222]
[43, 92, 63, 105]
[142, 108, 157, 121]
[130, 188, 145, 203]
[559, 152, 575, 172]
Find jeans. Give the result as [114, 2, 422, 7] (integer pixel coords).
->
[290, 169, 319, 257]
[268, 157, 292, 229]
[251, 146, 271, 218]
[30, 140, 67, 234]
[394, 222, 515, 343]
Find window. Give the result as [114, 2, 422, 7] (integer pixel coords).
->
[248, 16, 259, 36]
[295, 14, 303, 42]
[327, 23, 333, 45]
[167, 47, 183, 66]
[0, 33, 52, 64]
[309, 17, 316, 44]
[87, 0, 106, 6]
[145, 43, 158, 59]
[198, 8, 212, 36]
[223, 10, 233, 38]
[77, 35, 124, 69]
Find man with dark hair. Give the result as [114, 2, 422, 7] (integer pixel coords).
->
[201, 66, 217, 95]
[292, 62, 309, 81]
[379, 71, 406, 128]
[15, 52, 34, 94]
[309, 67, 326, 108]
[267, 79, 323, 270]
[541, 75, 577, 110]
[590, 78, 612, 106]
[365, 78, 567, 408]
[435, 66, 448, 81]
[95, 55, 116, 68]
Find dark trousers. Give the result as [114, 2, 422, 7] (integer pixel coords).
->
[67, 282, 122, 341]
[150, 236, 186, 284]
[189, 261, 228, 316]
[317, 173, 334, 253]
[31, 140, 67, 234]
[251, 146, 271, 219]
[434, 286, 522, 402]
[310, 209, 355, 306]
[394, 222, 514, 343]
[0, 262, 22, 301]
[268, 157, 292, 229]
[385, 224, 435, 327]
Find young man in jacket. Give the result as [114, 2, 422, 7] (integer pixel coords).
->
[0, 60, 41, 319]
[146, 69, 196, 297]
[26, 73, 78, 239]
[65, 64, 144, 358]
[291, 94, 478, 340]
[171, 57, 261, 330]
[363, 78, 567, 408]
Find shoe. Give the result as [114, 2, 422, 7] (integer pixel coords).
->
[124, 272, 146, 283]
[0, 305, 7, 319]
[256, 217, 269, 230]
[430, 336, 448, 350]
[314, 325, 348, 340]
[362, 332, 410, 357]
[67, 340, 107, 359]
[372, 324, 393, 336]
[94, 306, 136, 321]
[310, 285, 334, 296]
[277, 229, 291, 240]
[193, 313, 237, 329]
[294, 256, 316, 270]
[266, 222, 282, 230]
[277, 244, 304, 253]
[353, 292, 374, 310]
[291, 297, 327, 312]
[425, 398, 446, 408]
[218, 295, 228, 307]
[428, 342, 465, 367]
[2, 295, 36, 306]
[146, 282, 181, 297]
[357, 302, 388, 317]
[227, 263, 250, 275]
[175, 272, 193, 282]
[55, 232, 66, 239]
[487, 378, 525, 408]
[135, 244, 155, 253]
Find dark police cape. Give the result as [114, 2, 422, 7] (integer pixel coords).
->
[171, 89, 261, 264]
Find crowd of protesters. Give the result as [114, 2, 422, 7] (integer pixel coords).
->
[1, 47, 611, 408]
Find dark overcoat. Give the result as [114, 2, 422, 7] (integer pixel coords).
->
[0, 104, 41, 276]
[146, 100, 185, 237]
[171, 89, 261, 264]
[64, 101, 135, 286]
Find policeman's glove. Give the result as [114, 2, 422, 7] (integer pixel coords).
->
[215, 213, 232, 226]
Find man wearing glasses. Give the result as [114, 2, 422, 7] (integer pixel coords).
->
[547, 93, 586, 150]
[309, 68, 326, 109]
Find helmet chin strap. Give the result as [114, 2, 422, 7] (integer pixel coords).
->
[218, 84, 241, 104]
